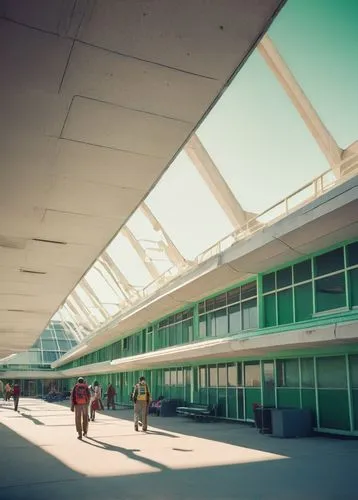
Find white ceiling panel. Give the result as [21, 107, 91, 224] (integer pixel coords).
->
[78, 0, 282, 79]
[61, 42, 222, 123]
[43, 175, 143, 218]
[36, 210, 124, 246]
[0, 0, 285, 355]
[61, 96, 193, 157]
[0, 19, 72, 94]
[52, 140, 166, 190]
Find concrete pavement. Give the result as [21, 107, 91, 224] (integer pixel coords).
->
[0, 398, 357, 499]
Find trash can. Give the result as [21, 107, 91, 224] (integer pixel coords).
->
[271, 408, 313, 438]
[254, 405, 273, 434]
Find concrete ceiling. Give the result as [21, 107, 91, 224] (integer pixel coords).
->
[0, 0, 285, 356]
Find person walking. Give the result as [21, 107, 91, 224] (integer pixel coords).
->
[106, 383, 116, 410]
[5, 382, 12, 402]
[13, 382, 20, 412]
[71, 377, 90, 440]
[132, 376, 151, 432]
[90, 380, 102, 421]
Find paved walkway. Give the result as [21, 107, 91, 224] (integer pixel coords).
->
[0, 398, 357, 499]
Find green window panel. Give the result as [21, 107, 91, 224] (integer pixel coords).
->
[242, 299, 258, 330]
[218, 389, 227, 417]
[349, 268, 358, 307]
[199, 316, 206, 338]
[208, 388, 218, 406]
[227, 388, 237, 419]
[227, 363, 237, 387]
[317, 356, 347, 388]
[209, 365, 218, 387]
[263, 272, 276, 293]
[277, 359, 299, 387]
[215, 309, 228, 337]
[237, 389, 244, 419]
[352, 390, 358, 431]
[315, 247, 345, 277]
[206, 314, 215, 337]
[293, 259, 312, 284]
[264, 293, 277, 327]
[318, 390, 350, 431]
[347, 241, 358, 267]
[245, 389, 261, 420]
[244, 362, 261, 387]
[277, 267, 292, 289]
[199, 366, 207, 388]
[218, 364, 227, 387]
[199, 388, 208, 404]
[349, 354, 358, 388]
[277, 288, 294, 325]
[315, 272, 346, 312]
[300, 358, 314, 388]
[277, 389, 300, 408]
[295, 282, 313, 322]
[228, 304, 241, 334]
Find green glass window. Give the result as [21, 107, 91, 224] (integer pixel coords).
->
[317, 356, 347, 389]
[300, 358, 314, 388]
[177, 369, 184, 386]
[199, 366, 207, 388]
[263, 273, 276, 293]
[277, 267, 292, 289]
[277, 288, 294, 325]
[218, 364, 227, 387]
[228, 304, 241, 333]
[349, 268, 358, 307]
[264, 293, 277, 327]
[241, 281, 257, 300]
[242, 299, 258, 330]
[199, 316, 206, 338]
[315, 248, 344, 277]
[215, 308, 228, 337]
[315, 273, 346, 312]
[277, 359, 299, 387]
[209, 366, 218, 387]
[349, 355, 358, 389]
[295, 282, 313, 322]
[227, 287, 240, 304]
[293, 259, 312, 284]
[347, 241, 358, 267]
[227, 363, 237, 387]
[244, 362, 261, 387]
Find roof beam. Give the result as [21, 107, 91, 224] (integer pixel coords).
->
[258, 34, 342, 177]
[122, 226, 160, 280]
[80, 281, 109, 320]
[184, 134, 252, 228]
[140, 202, 187, 268]
[99, 252, 139, 301]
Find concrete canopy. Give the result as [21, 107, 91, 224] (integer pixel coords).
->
[0, 0, 285, 356]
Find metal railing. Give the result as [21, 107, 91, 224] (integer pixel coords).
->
[61, 166, 356, 340]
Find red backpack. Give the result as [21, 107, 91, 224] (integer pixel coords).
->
[74, 383, 88, 405]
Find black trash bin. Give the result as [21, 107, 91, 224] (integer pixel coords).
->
[254, 406, 273, 434]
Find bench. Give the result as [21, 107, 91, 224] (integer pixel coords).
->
[176, 403, 218, 421]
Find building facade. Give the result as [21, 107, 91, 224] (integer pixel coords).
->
[57, 238, 358, 436]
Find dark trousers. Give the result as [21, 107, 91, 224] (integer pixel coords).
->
[107, 396, 115, 410]
[13, 396, 19, 412]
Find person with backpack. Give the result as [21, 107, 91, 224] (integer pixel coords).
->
[71, 377, 90, 440]
[132, 376, 151, 432]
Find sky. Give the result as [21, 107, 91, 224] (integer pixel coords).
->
[56, 0, 358, 328]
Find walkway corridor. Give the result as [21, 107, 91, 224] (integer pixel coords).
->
[0, 399, 357, 499]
